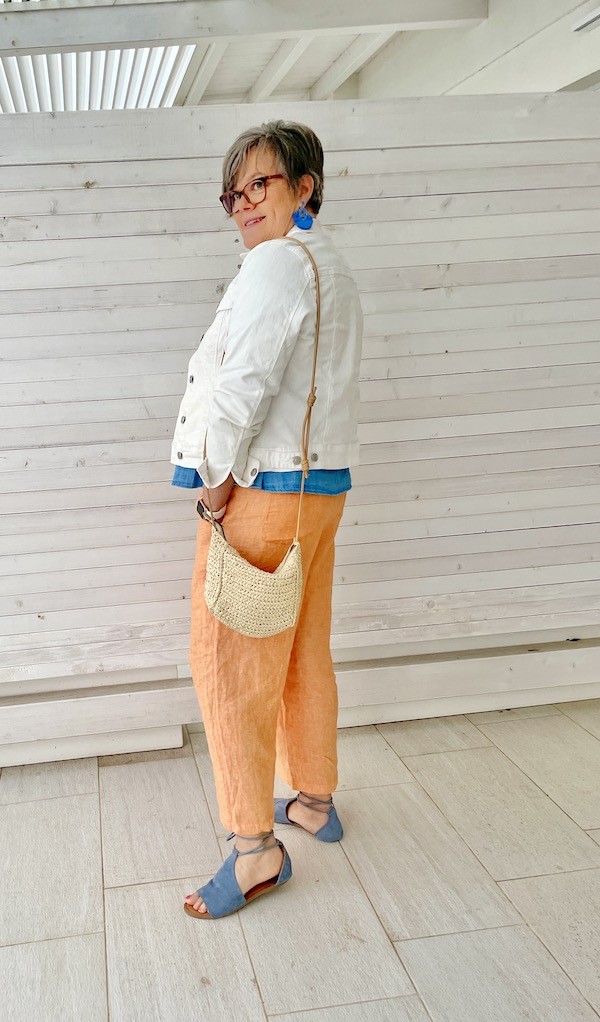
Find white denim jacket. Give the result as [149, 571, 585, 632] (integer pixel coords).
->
[170, 217, 364, 488]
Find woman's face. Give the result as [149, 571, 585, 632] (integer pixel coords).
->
[230, 147, 314, 250]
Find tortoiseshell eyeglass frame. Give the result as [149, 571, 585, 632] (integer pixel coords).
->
[219, 174, 286, 215]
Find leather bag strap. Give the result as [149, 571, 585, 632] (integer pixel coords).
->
[202, 235, 321, 542]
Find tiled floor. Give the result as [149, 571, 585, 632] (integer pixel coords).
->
[2, 699, 600, 1021]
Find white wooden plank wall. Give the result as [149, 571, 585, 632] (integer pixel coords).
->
[1, 95, 600, 690]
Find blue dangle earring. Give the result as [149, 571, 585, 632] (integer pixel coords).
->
[292, 201, 313, 230]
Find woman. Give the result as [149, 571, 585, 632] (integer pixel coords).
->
[171, 119, 363, 919]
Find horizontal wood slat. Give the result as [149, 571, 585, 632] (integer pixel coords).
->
[2, 93, 599, 164]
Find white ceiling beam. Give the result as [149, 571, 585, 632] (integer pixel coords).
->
[0, 1, 489, 57]
[560, 68, 600, 91]
[310, 31, 398, 100]
[204, 89, 310, 105]
[181, 39, 227, 105]
[246, 37, 312, 103]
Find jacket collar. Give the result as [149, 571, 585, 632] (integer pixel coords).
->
[286, 216, 321, 240]
[238, 217, 321, 262]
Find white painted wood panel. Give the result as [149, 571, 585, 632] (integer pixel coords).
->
[0, 0, 487, 60]
[1, 94, 600, 762]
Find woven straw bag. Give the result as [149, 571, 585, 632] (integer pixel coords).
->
[199, 237, 321, 638]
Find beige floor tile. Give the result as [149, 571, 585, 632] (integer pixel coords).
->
[0, 757, 98, 805]
[271, 995, 431, 1021]
[556, 698, 600, 740]
[105, 878, 266, 1022]
[237, 829, 414, 1015]
[335, 783, 519, 940]
[273, 777, 299, 800]
[404, 746, 600, 880]
[477, 714, 600, 829]
[0, 932, 107, 1022]
[100, 740, 221, 887]
[499, 868, 600, 1015]
[396, 924, 599, 1021]
[188, 731, 230, 840]
[466, 704, 562, 724]
[377, 715, 492, 757]
[0, 793, 103, 946]
[336, 726, 414, 788]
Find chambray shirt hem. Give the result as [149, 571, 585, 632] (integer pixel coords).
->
[171, 465, 351, 495]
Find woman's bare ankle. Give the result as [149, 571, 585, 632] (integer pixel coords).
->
[233, 831, 277, 854]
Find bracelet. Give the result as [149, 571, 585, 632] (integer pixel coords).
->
[200, 498, 227, 519]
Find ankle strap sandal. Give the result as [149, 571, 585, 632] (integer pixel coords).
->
[274, 792, 343, 842]
[183, 829, 292, 920]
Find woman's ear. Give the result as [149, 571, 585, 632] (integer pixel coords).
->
[297, 173, 315, 210]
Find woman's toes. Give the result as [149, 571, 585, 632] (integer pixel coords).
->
[185, 892, 208, 913]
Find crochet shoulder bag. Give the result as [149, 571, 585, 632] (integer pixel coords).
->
[199, 237, 321, 638]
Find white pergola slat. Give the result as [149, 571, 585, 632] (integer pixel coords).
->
[0, 42, 196, 110]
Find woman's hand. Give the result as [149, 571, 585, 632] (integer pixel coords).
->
[201, 473, 235, 518]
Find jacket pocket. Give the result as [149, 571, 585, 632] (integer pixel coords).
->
[213, 295, 234, 360]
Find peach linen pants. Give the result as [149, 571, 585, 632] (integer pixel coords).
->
[189, 483, 347, 835]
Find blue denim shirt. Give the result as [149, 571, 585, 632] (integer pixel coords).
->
[172, 465, 351, 494]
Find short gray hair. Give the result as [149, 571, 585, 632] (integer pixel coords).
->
[222, 119, 324, 214]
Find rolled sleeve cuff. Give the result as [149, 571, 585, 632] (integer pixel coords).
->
[172, 424, 259, 488]
[196, 453, 260, 488]
[193, 406, 273, 489]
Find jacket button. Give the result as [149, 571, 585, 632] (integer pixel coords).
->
[292, 456, 301, 465]
[189, 374, 194, 383]
[311, 453, 318, 462]
[250, 468, 257, 476]
[180, 415, 186, 423]
[177, 452, 183, 459]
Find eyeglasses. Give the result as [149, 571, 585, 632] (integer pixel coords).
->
[219, 174, 285, 215]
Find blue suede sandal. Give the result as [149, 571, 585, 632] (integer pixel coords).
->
[183, 830, 292, 920]
[274, 792, 343, 842]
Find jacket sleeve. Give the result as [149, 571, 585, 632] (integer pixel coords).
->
[196, 239, 313, 488]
